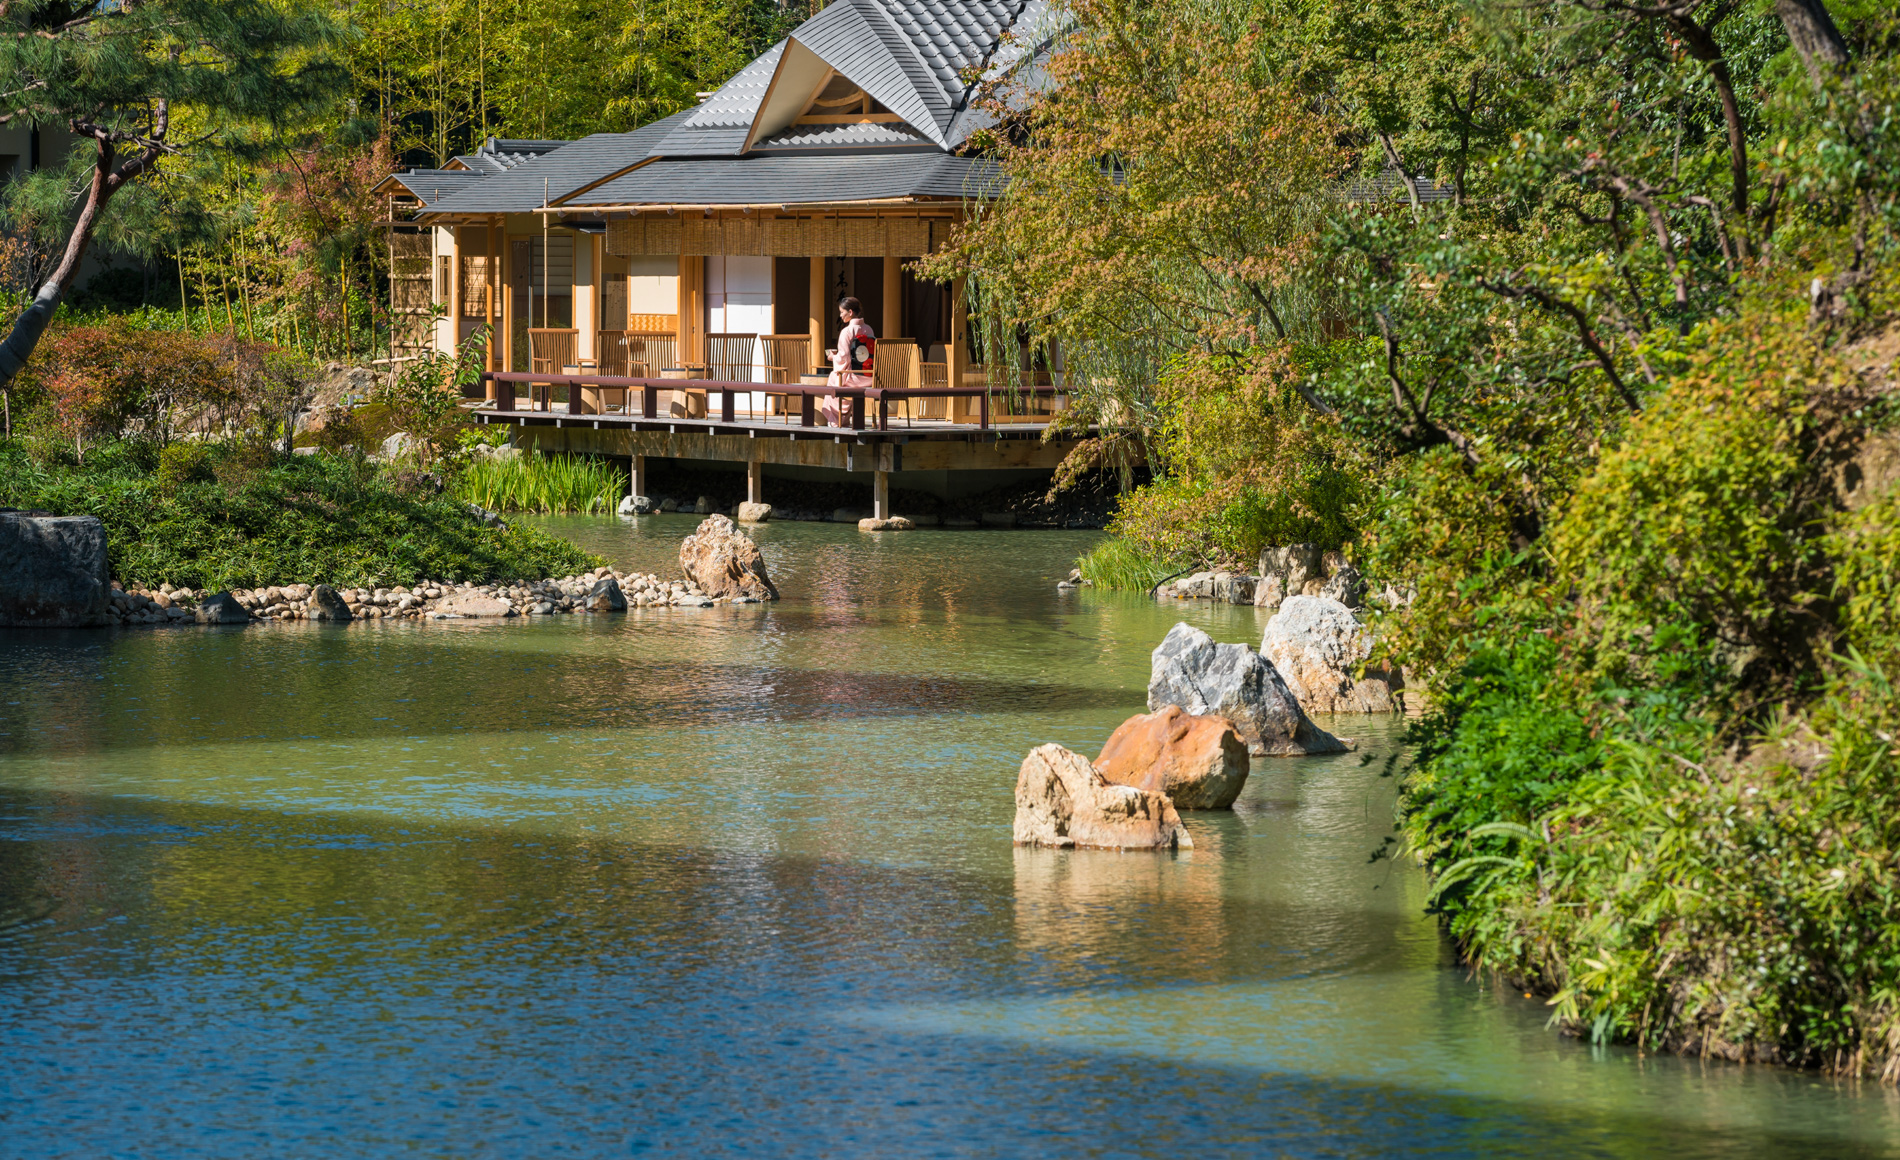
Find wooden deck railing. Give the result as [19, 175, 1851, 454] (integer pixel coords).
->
[480, 372, 1066, 433]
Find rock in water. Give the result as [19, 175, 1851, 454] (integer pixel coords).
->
[679, 514, 779, 601]
[436, 592, 513, 618]
[736, 501, 772, 523]
[585, 577, 627, 612]
[309, 584, 353, 621]
[1260, 595, 1400, 713]
[1013, 744, 1191, 850]
[195, 592, 253, 624]
[618, 494, 653, 516]
[1147, 622, 1349, 756]
[1094, 705, 1250, 809]
[0, 512, 111, 627]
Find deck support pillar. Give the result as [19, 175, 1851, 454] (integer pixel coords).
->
[631, 453, 647, 500]
[873, 469, 890, 520]
[747, 458, 763, 505]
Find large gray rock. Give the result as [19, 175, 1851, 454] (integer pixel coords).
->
[585, 577, 627, 612]
[195, 592, 253, 624]
[0, 512, 111, 627]
[617, 494, 653, 516]
[1261, 596, 1401, 713]
[1013, 743, 1191, 850]
[679, 514, 779, 601]
[736, 501, 771, 523]
[1147, 622, 1349, 756]
[309, 584, 353, 621]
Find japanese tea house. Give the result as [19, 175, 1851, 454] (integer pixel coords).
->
[377, 0, 1080, 509]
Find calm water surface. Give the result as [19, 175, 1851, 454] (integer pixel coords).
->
[1, 515, 1895, 1158]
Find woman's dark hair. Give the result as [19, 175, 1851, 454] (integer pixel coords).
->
[838, 296, 862, 316]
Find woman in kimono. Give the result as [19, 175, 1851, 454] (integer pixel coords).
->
[823, 296, 875, 426]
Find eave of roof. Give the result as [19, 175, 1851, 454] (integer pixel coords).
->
[418, 110, 695, 217]
[559, 152, 1002, 210]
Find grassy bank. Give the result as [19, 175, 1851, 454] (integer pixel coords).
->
[0, 441, 601, 589]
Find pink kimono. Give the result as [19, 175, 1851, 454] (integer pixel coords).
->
[823, 317, 876, 425]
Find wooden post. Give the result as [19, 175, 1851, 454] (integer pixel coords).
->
[446, 226, 462, 359]
[485, 218, 499, 400]
[948, 273, 969, 421]
[882, 253, 901, 338]
[873, 469, 890, 520]
[678, 254, 703, 367]
[747, 458, 763, 505]
[808, 246, 826, 374]
[631, 453, 647, 498]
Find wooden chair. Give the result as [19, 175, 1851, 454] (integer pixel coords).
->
[759, 335, 811, 422]
[872, 339, 920, 425]
[626, 331, 678, 378]
[705, 333, 757, 383]
[593, 331, 635, 413]
[528, 328, 578, 411]
[918, 344, 950, 421]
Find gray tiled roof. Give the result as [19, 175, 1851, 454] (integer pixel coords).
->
[385, 169, 491, 204]
[425, 111, 695, 216]
[754, 121, 933, 150]
[400, 1, 1062, 217]
[653, 0, 1066, 157]
[653, 42, 786, 157]
[566, 152, 1003, 207]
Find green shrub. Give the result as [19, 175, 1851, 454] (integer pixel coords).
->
[156, 442, 212, 489]
[0, 442, 600, 588]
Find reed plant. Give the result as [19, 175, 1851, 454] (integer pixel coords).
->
[455, 451, 625, 515]
[1075, 536, 1184, 592]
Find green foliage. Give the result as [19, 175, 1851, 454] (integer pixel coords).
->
[455, 453, 626, 516]
[0, 442, 598, 589]
[156, 443, 213, 490]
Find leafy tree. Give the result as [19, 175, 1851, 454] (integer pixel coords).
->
[0, 0, 345, 386]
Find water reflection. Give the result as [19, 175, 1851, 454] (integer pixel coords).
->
[0, 519, 1895, 1156]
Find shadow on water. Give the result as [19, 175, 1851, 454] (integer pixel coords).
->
[1, 784, 1892, 1159]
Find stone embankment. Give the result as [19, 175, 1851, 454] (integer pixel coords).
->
[1159, 544, 1367, 611]
[100, 567, 757, 627]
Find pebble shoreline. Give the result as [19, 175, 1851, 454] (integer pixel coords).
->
[106, 566, 752, 627]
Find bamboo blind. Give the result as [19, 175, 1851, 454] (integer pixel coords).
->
[606, 215, 950, 258]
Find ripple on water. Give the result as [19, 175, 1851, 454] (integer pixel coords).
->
[0, 519, 1894, 1157]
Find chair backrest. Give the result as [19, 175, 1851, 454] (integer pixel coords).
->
[626, 331, 678, 376]
[528, 328, 578, 373]
[874, 338, 918, 392]
[706, 333, 758, 382]
[758, 335, 811, 385]
[595, 331, 631, 376]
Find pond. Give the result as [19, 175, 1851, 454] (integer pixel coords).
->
[1, 515, 1895, 1157]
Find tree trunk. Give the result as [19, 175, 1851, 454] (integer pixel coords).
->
[0, 139, 114, 387]
[1667, 16, 1750, 224]
[1776, 0, 1850, 90]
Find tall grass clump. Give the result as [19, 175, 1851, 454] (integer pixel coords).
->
[1075, 536, 1184, 592]
[456, 452, 625, 515]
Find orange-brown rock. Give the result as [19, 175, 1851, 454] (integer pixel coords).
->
[1093, 705, 1250, 809]
[679, 514, 779, 601]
